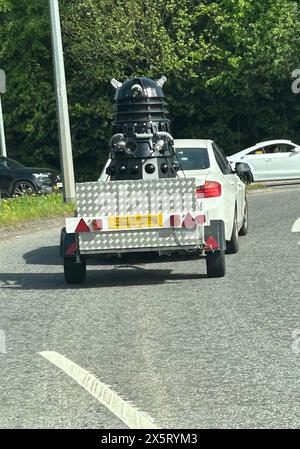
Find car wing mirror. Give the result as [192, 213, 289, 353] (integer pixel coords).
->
[235, 162, 252, 183]
[235, 162, 251, 173]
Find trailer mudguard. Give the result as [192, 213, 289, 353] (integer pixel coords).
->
[60, 227, 77, 258]
[204, 220, 226, 252]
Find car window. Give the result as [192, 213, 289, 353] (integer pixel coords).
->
[175, 148, 210, 170]
[249, 147, 265, 155]
[212, 144, 232, 175]
[0, 156, 24, 169]
[263, 144, 294, 154]
[275, 144, 294, 153]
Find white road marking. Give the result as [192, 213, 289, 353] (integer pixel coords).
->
[292, 217, 300, 232]
[39, 351, 158, 429]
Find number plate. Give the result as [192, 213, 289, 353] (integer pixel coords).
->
[108, 213, 163, 230]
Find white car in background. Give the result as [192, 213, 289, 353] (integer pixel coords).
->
[175, 139, 249, 253]
[227, 139, 300, 182]
[100, 139, 250, 255]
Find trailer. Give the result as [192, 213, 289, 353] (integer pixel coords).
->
[60, 177, 226, 283]
[60, 76, 226, 283]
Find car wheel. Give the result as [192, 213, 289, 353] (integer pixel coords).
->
[226, 212, 239, 254]
[13, 180, 36, 196]
[206, 250, 226, 278]
[239, 199, 248, 236]
[64, 257, 86, 284]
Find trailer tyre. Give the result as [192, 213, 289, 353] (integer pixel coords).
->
[64, 257, 86, 284]
[206, 250, 226, 278]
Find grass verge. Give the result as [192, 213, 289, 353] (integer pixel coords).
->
[0, 193, 75, 228]
[246, 183, 266, 190]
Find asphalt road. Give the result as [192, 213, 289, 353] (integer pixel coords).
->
[0, 186, 300, 429]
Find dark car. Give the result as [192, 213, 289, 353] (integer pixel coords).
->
[0, 156, 62, 197]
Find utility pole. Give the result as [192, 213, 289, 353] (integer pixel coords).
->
[0, 69, 7, 158]
[49, 0, 75, 202]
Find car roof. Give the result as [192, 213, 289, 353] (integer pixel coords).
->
[174, 139, 212, 148]
[253, 139, 293, 147]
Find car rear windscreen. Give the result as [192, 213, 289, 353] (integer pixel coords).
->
[176, 148, 210, 170]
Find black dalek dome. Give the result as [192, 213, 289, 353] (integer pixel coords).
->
[112, 77, 170, 135]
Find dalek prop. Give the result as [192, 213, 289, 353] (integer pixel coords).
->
[106, 76, 179, 181]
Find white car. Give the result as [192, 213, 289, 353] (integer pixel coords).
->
[100, 139, 249, 254]
[227, 139, 300, 182]
[175, 139, 248, 253]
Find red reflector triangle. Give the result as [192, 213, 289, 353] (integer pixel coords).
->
[75, 218, 90, 233]
[206, 236, 219, 249]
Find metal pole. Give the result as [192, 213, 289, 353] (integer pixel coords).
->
[49, 0, 75, 202]
[0, 95, 7, 158]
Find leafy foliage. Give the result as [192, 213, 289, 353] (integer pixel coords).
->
[1, 0, 300, 179]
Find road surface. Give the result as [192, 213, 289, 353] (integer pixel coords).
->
[0, 186, 300, 428]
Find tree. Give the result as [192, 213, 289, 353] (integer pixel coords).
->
[1, 0, 300, 179]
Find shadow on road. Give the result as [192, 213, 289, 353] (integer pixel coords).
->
[23, 246, 205, 267]
[23, 246, 61, 266]
[3, 245, 208, 290]
[0, 268, 207, 290]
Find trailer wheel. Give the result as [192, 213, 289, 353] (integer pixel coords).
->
[63, 257, 86, 284]
[206, 250, 226, 278]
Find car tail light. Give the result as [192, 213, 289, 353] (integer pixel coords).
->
[196, 181, 222, 198]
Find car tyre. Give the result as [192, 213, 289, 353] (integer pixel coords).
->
[226, 212, 239, 254]
[239, 199, 248, 236]
[206, 250, 226, 278]
[64, 257, 86, 284]
[13, 180, 36, 196]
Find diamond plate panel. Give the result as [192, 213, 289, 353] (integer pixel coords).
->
[76, 179, 204, 251]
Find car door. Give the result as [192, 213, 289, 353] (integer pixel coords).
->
[213, 144, 244, 229]
[242, 146, 274, 181]
[262, 143, 300, 180]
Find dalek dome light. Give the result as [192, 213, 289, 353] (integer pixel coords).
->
[114, 77, 165, 101]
